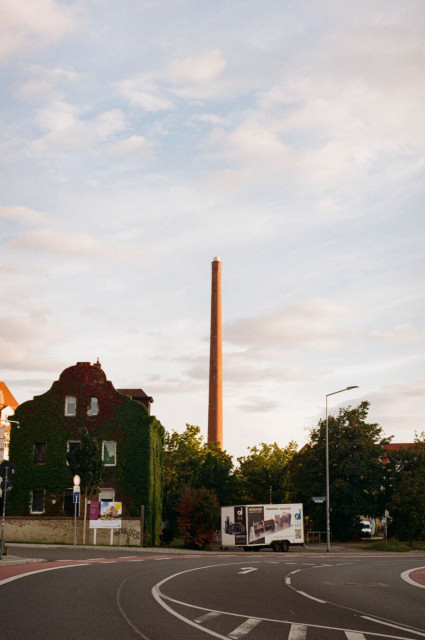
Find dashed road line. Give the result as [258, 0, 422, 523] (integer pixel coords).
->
[194, 611, 221, 624]
[238, 567, 257, 574]
[288, 623, 307, 639]
[228, 618, 261, 638]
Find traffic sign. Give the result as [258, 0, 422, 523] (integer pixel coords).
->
[312, 496, 326, 503]
[73, 492, 80, 503]
[0, 460, 15, 476]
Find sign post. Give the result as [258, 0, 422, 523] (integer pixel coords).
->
[0, 460, 15, 560]
[73, 475, 80, 546]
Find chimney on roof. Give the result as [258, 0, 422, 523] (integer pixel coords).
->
[208, 257, 223, 449]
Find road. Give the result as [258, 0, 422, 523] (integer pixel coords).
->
[0, 545, 424, 639]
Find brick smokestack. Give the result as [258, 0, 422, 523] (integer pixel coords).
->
[208, 257, 223, 449]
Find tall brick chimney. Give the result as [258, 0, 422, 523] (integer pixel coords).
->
[208, 257, 223, 449]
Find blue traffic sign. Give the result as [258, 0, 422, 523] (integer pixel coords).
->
[73, 492, 80, 503]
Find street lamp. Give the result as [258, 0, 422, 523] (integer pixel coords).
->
[325, 386, 359, 553]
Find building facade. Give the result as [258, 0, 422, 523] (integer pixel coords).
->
[0, 381, 19, 462]
[8, 361, 164, 545]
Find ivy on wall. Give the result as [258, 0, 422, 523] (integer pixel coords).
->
[8, 363, 164, 546]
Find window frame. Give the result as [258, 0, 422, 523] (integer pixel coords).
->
[102, 441, 117, 466]
[34, 442, 47, 465]
[64, 395, 77, 417]
[31, 489, 45, 514]
[87, 396, 99, 416]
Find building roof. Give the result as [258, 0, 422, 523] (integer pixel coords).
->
[0, 381, 19, 410]
[117, 389, 154, 403]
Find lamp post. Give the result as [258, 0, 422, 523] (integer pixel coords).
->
[325, 386, 359, 553]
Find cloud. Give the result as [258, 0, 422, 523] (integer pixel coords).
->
[236, 397, 279, 413]
[18, 66, 80, 99]
[225, 299, 353, 353]
[7, 228, 144, 266]
[0, 0, 76, 62]
[0, 312, 65, 372]
[34, 101, 127, 151]
[116, 77, 175, 112]
[366, 381, 425, 440]
[170, 49, 227, 84]
[0, 205, 48, 225]
[110, 135, 155, 159]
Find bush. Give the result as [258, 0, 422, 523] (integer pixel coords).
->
[177, 488, 219, 549]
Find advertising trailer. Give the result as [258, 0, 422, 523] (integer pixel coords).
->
[221, 503, 304, 552]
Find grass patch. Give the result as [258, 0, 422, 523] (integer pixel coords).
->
[364, 539, 425, 552]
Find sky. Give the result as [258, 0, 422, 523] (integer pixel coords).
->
[1, 0, 424, 462]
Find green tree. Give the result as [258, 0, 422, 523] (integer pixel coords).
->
[66, 427, 104, 543]
[288, 402, 387, 540]
[384, 433, 425, 543]
[163, 425, 235, 541]
[66, 427, 104, 498]
[235, 442, 298, 504]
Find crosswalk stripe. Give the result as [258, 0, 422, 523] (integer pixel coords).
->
[194, 611, 221, 624]
[288, 623, 308, 639]
[228, 618, 261, 639]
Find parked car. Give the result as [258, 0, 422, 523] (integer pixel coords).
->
[361, 520, 372, 537]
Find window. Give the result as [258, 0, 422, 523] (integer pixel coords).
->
[102, 441, 116, 466]
[67, 440, 81, 453]
[87, 397, 99, 416]
[31, 490, 45, 514]
[63, 488, 79, 516]
[65, 396, 77, 416]
[99, 487, 115, 503]
[66, 440, 80, 465]
[34, 442, 47, 464]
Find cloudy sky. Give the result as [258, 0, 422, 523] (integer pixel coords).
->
[1, 0, 424, 460]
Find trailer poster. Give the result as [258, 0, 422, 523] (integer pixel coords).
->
[222, 505, 247, 545]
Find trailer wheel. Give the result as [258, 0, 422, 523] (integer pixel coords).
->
[271, 541, 281, 553]
[280, 540, 289, 552]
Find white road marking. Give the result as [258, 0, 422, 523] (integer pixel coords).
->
[285, 577, 291, 585]
[361, 615, 425, 637]
[151, 562, 424, 640]
[296, 590, 326, 603]
[194, 611, 221, 624]
[228, 618, 261, 639]
[238, 567, 257, 574]
[0, 563, 89, 586]
[400, 566, 425, 590]
[345, 632, 366, 639]
[288, 623, 307, 639]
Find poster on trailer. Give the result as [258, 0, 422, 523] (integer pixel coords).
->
[221, 504, 304, 547]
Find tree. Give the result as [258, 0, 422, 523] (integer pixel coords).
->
[163, 425, 235, 541]
[177, 488, 219, 549]
[235, 442, 298, 504]
[66, 427, 104, 543]
[384, 433, 425, 543]
[288, 402, 387, 540]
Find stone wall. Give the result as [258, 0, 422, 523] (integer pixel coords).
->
[5, 517, 143, 546]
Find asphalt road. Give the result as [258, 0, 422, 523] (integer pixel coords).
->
[0, 545, 424, 639]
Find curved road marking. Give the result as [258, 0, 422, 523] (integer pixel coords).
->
[401, 567, 425, 589]
[0, 563, 89, 586]
[151, 562, 424, 640]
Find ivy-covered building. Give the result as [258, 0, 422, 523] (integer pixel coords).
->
[8, 361, 164, 545]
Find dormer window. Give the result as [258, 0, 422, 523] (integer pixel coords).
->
[87, 397, 99, 416]
[65, 396, 77, 416]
